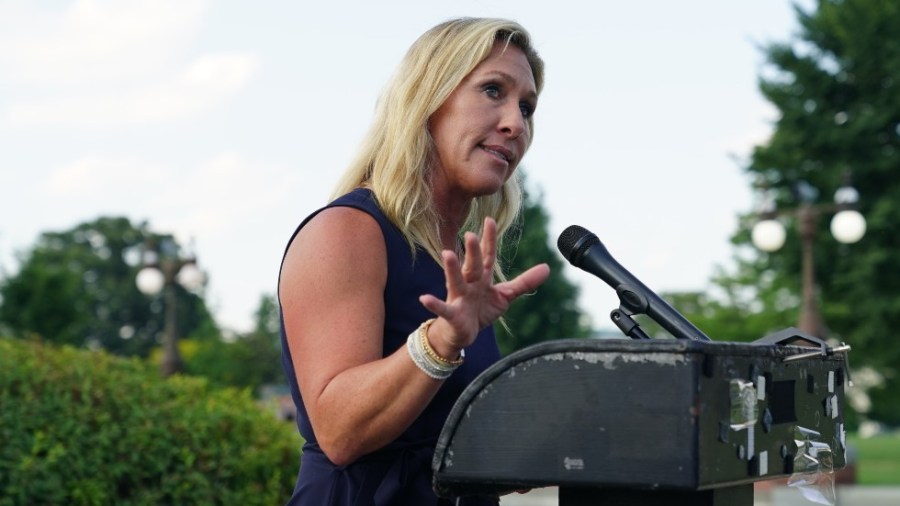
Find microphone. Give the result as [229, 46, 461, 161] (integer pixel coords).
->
[557, 225, 711, 341]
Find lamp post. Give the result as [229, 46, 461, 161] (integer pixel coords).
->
[751, 176, 866, 338]
[135, 236, 205, 377]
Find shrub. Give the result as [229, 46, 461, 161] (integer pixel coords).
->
[0, 338, 301, 505]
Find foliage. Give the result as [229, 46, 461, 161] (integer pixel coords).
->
[640, 258, 802, 342]
[185, 295, 284, 394]
[0, 217, 215, 358]
[0, 337, 301, 506]
[496, 175, 592, 354]
[739, 0, 900, 424]
[660, 0, 900, 425]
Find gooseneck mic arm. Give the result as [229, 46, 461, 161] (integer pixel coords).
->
[557, 225, 711, 341]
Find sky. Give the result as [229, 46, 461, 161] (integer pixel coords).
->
[0, 0, 814, 335]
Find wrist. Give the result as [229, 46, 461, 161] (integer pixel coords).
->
[423, 319, 465, 363]
[406, 319, 463, 380]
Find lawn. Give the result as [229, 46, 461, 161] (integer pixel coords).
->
[848, 432, 900, 485]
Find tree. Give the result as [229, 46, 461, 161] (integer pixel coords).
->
[185, 294, 284, 394]
[636, 258, 802, 343]
[0, 217, 215, 358]
[495, 175, 592, 355]
[707, 0, 900, 424]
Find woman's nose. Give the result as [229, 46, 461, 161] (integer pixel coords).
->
[499, 104, 527, 139]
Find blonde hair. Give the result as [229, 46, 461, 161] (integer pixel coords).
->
[331, 17, 544, 269]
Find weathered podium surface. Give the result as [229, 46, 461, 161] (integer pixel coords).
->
[432, 333, 848, 505]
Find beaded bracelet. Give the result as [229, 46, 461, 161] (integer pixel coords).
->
[407, 333, 452, 380]
[418, 318, 465, 367]
[406, 319, 463, 380]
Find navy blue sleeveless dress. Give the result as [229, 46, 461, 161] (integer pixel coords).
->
[278, 188, 502, 506]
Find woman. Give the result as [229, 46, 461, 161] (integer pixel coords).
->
[278, 17, 549, 505]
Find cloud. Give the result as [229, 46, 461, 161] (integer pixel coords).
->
[6, 52, 258, 128]
[41, 152, 308, 243]
[0, 0, 210, 85]
[43, 156, 169, 196]
[0, 0, 256, 128]
[155, 152, 305, 239]
[32, 151, 313, 333]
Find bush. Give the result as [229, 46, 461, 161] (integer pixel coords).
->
[0, 338, 301, 505]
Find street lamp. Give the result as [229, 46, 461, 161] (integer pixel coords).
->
[135, 236, 205, 377]
[751, 175, 866, 338]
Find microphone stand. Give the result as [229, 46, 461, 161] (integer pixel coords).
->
[610, 284, 652, 340]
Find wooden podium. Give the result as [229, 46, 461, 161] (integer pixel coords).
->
[432, 332, 848, 505]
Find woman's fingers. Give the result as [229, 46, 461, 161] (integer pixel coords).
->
[424, 217, 549, 347]
[500, 263, 550, 299]
[419, 293, 448, 317]
[460, 232, 482, 283]
[442, 249, 464, 293]
[480, 217, 497, 272]
[461, 217, 499, 283]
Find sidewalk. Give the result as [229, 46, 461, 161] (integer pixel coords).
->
[499, 486, 900, 506]
[500, 487, 557, 506]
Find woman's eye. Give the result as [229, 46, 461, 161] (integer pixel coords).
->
[483, 84, 501, 98]
[519, 102, 534, 118]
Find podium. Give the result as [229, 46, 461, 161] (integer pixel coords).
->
[432, 333, 848, 505]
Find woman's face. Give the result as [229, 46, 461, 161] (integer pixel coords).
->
[429, 43, 537, 201]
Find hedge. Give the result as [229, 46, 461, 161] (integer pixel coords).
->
[0, 338, 301, 505]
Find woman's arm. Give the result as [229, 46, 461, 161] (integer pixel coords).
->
[279, 208, 549, 466]
[280, 206, 442, 466]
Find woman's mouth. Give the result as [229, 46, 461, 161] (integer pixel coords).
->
[480, 145, 513, 163]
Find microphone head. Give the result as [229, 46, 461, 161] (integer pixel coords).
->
[557, 225, 600, 265]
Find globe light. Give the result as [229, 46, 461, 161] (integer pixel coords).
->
[834, 185, 860, 205]
[751, 219, 787, 252]
[136, 266, 165, 295]
[142, 250, 159, 265]
[135, 232, 201, 378]
[830, 209, 866, 244]
[750, 175, 865, 340]
[176, 263, 206, 292]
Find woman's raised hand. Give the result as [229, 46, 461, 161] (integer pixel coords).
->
[419, 217, 550, 353]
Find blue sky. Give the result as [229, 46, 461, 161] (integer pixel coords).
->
[0, 0, 812, 335]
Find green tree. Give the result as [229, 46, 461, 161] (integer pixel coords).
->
[0, 217, 215, 358]
[684, 0, 900, 424]
[496, 176, 592, 355]
[748, 0, 900, 424]
[186, 294, 284, 394]
[640, 260, 801, 343]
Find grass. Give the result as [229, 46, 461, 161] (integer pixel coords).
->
[848, 432, 900, 485]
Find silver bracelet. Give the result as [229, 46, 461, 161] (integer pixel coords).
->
[406, 326, 457, 380]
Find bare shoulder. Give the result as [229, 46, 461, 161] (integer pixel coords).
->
[289, 206, 384, 255]
[280, 205, 389, 400]
[280, 206, 386, 292]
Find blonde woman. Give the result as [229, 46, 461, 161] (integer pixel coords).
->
[278, 17, 549, 505]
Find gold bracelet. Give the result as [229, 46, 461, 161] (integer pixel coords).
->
[419, 319, 465, 367]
